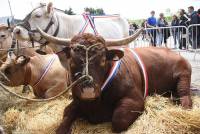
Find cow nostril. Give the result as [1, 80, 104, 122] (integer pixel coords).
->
[15, 29, 21, 34]
[0, 35, 5, 38]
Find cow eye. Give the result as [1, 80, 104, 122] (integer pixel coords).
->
[73, 47, 80, 52]
[91, 47, 98, 52]
[74, 72, 82, 79]
[35, 14, 41, 18]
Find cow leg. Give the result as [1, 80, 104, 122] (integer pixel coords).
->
[22, 85, 31, 93]
[56, 101, 80, 134]
[112, 98, 144, 133]
[44, 83, 67, 98]
[176, 74, 192, 109]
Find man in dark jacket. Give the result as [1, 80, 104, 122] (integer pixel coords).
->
[188, 6, 199, 49]
[198, 9, 200, 21]
[197, 9, 200, 47]
[179, 9, 189, 49]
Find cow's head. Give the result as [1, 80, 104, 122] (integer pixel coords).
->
[37, 27, 143, 100]
[13, 2, 56, 42]
[0, 51, 30, 86]
[0, 24, 12, 44]
[69, 34, 125, 100]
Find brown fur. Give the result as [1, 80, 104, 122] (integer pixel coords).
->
[44, 33, 192, 134]
[0, 54, 69, 98]
[0, 24, 67, 98]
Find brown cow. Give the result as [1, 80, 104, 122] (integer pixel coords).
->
[0, 24, 69, 98]
[0, 51, 69, 98]
[37, 28, 192, 134]
[0, 24, 52, 93]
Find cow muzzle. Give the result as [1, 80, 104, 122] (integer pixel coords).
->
[81, 86, 96, 100]
[75, 44, 100, 100]
[13, 27, 30, 41]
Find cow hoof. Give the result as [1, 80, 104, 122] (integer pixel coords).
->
[112, 121, 128, 133]
[112, 127, 125, 133]
[181, 96, 192, 109]
[56, 127, 71, 134]
[22, 85, 31, 93]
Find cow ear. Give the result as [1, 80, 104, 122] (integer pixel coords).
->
[7, 51, 16, 60]
[16, 55, 30, 66]
[47, 2, 53, 14]
[7, 27, 13, 32]
[62, 47, 71, 58]
[106, 49, 124, 61]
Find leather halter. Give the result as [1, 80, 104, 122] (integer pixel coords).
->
[18, 5, 60, 46]
[36, 14, 60, 46]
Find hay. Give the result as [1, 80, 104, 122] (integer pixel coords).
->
[2, 95, 200, 134]
[3, 97, 71, 134]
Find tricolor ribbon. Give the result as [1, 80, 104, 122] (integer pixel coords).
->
[100, 48, 148, 98]
[79, 13, 98, 35]
[101, 60, 121, 91]
[33, 54, 57, 87]
[128, 49, 148, 98]
[79, 14, 120, 35]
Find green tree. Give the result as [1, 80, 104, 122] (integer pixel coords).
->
[64, 7, 76, 15]
[84, 7, 105, 15]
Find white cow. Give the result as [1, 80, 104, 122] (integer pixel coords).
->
[0, 24, 12, 58]
[13, 2, 129, 52]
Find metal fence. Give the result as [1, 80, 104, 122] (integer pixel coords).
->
[129, 24, 200, 62]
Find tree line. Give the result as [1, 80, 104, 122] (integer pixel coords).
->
[64, 7, 105, 15]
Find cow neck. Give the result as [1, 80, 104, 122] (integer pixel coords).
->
[32, 54, 57, 88]
[127, 48, 148, 98]
[24, 55, 56, 88]
[38, 14, 60, 46]
[101, 60, 121, 91]
[100, 48, 148, 99]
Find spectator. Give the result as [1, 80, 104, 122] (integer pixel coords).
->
[198, 9, 200, 47]
[179, 9, 188, 49]
[132, 22, 139, 30]
[188, 6, 199, 24]
[197, 9, 200, 24]
[141, 19, 147, 28]
[157, 13, 170, 47]
[188, 6, 199, 49]
[171, 15, 180, 49]
[129, 23, 134, 35]
[147, 11, 157, 46]
[141, 19, 148, 40]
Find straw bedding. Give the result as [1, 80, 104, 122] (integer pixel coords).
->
[1, 89, 200, 134]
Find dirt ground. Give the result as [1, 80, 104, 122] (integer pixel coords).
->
[0, 50, 199, 133]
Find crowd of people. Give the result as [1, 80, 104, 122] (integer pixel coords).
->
[130, 6, 200, 49]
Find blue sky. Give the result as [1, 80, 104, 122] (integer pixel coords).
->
[0, 0, 199, 19]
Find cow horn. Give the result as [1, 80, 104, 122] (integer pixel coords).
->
[105, 28, 143, 46]
[7, 18, 10, 28]
[36, 27, 71, 46]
